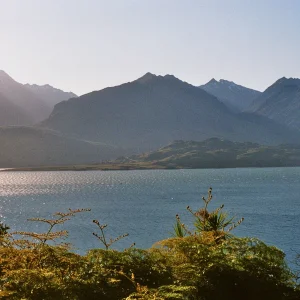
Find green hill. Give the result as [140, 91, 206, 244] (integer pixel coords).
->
[117, 138, 300, 169]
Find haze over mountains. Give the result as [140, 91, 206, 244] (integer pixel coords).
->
[0, 126, 120, 167]
[0, 70, 50, 125]
[200, 78, 261, 112]
[1, 70, 300, 167]
[25, 83, 77, 108]
[0, 70, 77, 126]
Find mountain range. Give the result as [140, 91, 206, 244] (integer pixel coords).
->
[0, 70, 77, 126]
[41, 72, 299, 152]
[1, 70, 300, 167]
[25, 83, 77, 108]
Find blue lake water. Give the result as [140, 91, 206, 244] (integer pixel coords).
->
[0, 168, 299, 268]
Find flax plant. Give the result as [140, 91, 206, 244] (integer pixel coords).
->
[173, 187, 244, 241]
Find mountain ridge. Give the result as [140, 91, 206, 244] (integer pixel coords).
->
[199, 78, 261, 112]
[25, 83, 77, 107]
[0, 70, 50, 125]
[0, 70, 78, 126]
[247, 77, 300, 131]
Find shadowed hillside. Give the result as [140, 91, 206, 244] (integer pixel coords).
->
[0, 126, 122, 167]
[248, 77, 300, 132]
[0, 70, 51, 125]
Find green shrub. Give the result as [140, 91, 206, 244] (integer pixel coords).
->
[153, 236, 298, 300]
[0, 189, 299, 300]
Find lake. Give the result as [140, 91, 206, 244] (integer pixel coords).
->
[0, 168, 299, 268]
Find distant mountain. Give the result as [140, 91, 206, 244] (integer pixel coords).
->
[0, 126, 121, 167]
[0, 92, 32, 126]
[25, 83, 77, 107]
[41, 72, 299, 152]
[0, 70, 51, 125]
[247, 77, 300, 131]
[118, 138, 300, 168]
[200, 78, 261, 112]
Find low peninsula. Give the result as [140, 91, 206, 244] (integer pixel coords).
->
[3, 138, 300, 172]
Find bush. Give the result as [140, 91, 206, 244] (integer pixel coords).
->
[153, 236, 298, 300]
[0, 189, 299, 299]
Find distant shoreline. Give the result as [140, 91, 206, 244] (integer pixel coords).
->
[1, 163, 300, 172]
[0, 163, 168, 172]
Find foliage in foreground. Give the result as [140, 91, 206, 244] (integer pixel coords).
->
[0, 189, 299, 300]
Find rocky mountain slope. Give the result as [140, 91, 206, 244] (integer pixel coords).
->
[200, 78, 261, 112]
[0, 70, 51, 125]
[41, 73, 299, 152]
[0, 70, 77, 126]
[25, 83, 77, 107]
[247, 77, 300, 131]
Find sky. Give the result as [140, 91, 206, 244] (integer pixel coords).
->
[0, 0, 300, 95]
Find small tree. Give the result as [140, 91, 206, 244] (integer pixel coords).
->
[173, 187, 244, 241]
[13, 208, 91, 250]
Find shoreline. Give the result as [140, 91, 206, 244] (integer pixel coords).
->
[1, 163, 299, 172]
[0, 163, 169, 172]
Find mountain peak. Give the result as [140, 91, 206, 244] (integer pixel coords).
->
[25, 83, 78, 106]
[204, 78, 237, 86]
[279, 76, 287, 81]
[248, 76, 300, 131]
[25, 83, 55, 89]
[275, 77, 299, 84]
[268, 77, 300, 91]
[136, 73, 182, 85]
[207, 78, 218, 84]
[136, 72, 157, 83]
[200, 78, 261, 112]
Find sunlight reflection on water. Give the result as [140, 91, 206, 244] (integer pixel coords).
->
[0, 168, 299, 269]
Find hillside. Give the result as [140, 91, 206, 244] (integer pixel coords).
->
[0, 126, 121, 167]
[0, 92, 33, 126]
[0, 70, 78, 126]
[118, 138, 300, 168]
[200, 78, 261, 112]
[25, 83, 77, 107]
[248, 77, 300, 131]
[0, 70, 51, 125]
[40, 73, 299, 152]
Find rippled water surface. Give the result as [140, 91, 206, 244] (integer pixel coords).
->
[0, 168, 299, 266]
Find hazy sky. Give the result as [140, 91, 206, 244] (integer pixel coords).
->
[0, 0, 299, 95]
